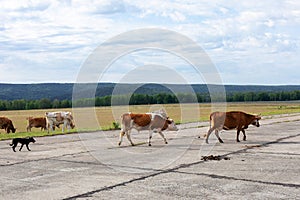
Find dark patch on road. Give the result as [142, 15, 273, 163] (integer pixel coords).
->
[201, 155, 230, 161]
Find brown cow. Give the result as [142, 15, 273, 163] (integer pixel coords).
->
[119, 112, 178, 146]
[0, 117, 16, 133]
[204, 111, 261, 143]
[27, 117, 47, 132]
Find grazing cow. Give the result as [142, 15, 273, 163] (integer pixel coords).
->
[45, 111, 75, 133]
[0, 117, 16, 133]
[27, 117, 47, 132]
[118, 112, 178, 146]
[204, 111, 261, 143]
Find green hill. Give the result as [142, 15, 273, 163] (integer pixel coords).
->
[0, 83, 300, 101]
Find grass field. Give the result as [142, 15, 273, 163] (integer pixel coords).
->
[0, 101, 300, 140]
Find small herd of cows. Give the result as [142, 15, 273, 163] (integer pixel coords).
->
[1, 110, 262, 151]
[0, 111, 75, 134]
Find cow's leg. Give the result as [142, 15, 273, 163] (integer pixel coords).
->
[118, 131, 125, 146]
[215, 130, 224, 143]
[26, 125, 31, 132]
[205, 127, 215, 144]
[62, 122, 66, 133]
[242, 129, 246, 141]
[158, 131, 168, 144]
[148, 130, 153, 146]
[126, 130, 135, 146]
[66, 120, 71, 132]
[236, 129, 241, 142]
[19, 144, 24, 151]
[48, 123, 53, 133]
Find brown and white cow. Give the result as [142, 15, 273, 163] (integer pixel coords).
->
[27, 117, 47, 132]
[45, 111, 75, 133]
[0, 117, 16, 133]
[204, 111, 261, 143]
[118, 112, 178, 146]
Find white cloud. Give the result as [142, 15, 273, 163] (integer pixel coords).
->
[0, 0, 299, 84]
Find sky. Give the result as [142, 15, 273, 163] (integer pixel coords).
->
[1, 0, 300, 85]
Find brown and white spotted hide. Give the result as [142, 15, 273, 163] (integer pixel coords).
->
[118, 112, 178, 146]
[45, 111, 75, 133]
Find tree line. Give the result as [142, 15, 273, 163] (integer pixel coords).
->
[0, 90, 299, 111]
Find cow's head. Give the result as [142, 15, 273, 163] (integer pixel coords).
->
[7, 125, 16, 133]
[70, 121, 75, 129]
[67, 118, 75, 129]
[166, 118, 178, 131]
[251, 115, 261, 127]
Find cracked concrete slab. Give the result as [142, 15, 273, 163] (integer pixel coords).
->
[0, 114, 299, 199]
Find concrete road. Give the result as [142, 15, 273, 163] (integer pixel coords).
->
[0, 114, 299, 200]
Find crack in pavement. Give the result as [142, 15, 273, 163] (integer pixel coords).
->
[174, 171, 300, 189]
[63, 133, 300, 199]
[0, 151, 89, 167]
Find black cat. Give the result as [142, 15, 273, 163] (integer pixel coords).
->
[10, 137, 36, 152]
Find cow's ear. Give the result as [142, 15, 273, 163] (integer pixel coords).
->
[166, 119, 172, 124]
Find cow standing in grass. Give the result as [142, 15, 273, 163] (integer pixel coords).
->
[0, 117, 16, 133]
[45, 111, 75, 133]
[119, 111, 178, 146]
[27, 117, 47, 132]
[204, 111, 261, 143]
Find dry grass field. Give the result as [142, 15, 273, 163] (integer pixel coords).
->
[0, 102, 299, 140]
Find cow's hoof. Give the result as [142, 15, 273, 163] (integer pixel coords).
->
[131, 143, 135, 146]
[148, 143, 152, 146]
[205, 140, 209, 144]
[165, 142, 168, 144]
[198, 136, 201, 138]
[219, 140, 224, 143]
[118, 142, 121, 146]
[236, 140, 240, 142]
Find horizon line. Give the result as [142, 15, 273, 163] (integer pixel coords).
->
[0, 82, 300, 86]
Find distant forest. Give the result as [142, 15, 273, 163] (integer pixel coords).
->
[1, 83, 300, 100]
[0, 90, 299, 111]
[0, 83, 299, 110]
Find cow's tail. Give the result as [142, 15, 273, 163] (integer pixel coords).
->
[120, 114, 125, 132]
[209, 113, 213, 129]
[204, 113, 213, 138]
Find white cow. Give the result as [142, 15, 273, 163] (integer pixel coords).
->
[45, 111, 75, 133]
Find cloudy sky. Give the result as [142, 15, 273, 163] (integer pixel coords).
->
[1, 0, 300, 85]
